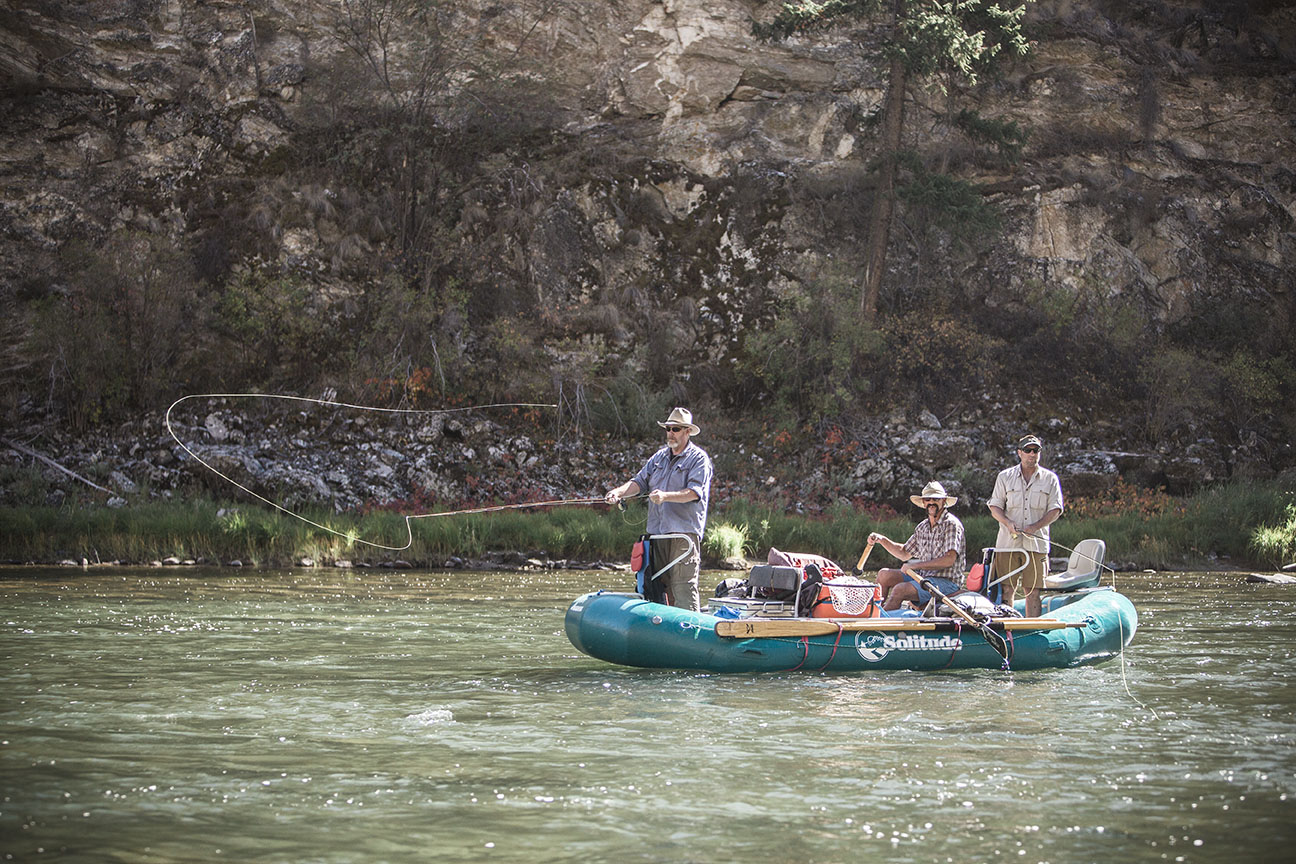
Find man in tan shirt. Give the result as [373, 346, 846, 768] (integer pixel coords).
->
[986, 434, 1064, 618]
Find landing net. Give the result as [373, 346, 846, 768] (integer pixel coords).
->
[824, 576, 877, 615]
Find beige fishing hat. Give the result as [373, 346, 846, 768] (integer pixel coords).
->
[657, 407, 700, 436]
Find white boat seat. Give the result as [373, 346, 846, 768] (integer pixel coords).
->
[1044, 538, 1105, 591]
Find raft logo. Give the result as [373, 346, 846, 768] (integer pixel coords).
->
[855, 632, 963, 662]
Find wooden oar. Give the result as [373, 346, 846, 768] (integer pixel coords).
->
[989, 618, 1083, 631]
[714, 617, 1084, 638]
[918, 576, 1011, 663]
[717, 619, 939, 637]
[852, 539, 876, 576]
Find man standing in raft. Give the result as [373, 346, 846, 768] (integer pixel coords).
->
[987, 434, 1064, 618]
[868, 481, 966, 612]
[605, 407, 713, 611]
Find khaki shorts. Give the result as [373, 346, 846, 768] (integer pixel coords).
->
[991, 550, 1048, 593]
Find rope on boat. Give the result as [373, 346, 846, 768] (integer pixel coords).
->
[939, 624, 960, 671]
[784, 636, 811, 672]
[163, 393, 605, 551]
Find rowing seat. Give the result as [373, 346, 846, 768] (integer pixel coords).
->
[1043, 538, 1105, 591]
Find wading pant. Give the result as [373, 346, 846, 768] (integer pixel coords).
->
[650, 533, 701, 612]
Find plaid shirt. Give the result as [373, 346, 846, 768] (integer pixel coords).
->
[902, 510, 966, 587]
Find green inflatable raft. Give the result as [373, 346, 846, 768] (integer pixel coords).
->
[565, 587, 1137, 672]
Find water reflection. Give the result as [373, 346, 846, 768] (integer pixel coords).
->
[1, 567, 1293, 862]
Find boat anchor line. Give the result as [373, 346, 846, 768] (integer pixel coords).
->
[163, 393, 593, 551]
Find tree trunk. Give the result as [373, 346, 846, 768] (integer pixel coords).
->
[860, 4, 908, 323]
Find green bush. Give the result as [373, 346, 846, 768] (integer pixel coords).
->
[347, 274, 455, 404]
[1250, 504, 1296, 568]
[0, 465, 50, 506]
[740, 272, 887, 423]
[982, 276, 1152, 415]
[1139, 348, 1215, 441]
[215, 270, 338, 388]
[954, 109, 1027, 164]
[896, 154, 1003, 249]
[704, 521, 752, 560]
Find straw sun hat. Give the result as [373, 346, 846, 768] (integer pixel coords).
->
[910, 480, 957, 508]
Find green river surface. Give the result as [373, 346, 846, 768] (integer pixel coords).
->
[1, 567, 1292, 863]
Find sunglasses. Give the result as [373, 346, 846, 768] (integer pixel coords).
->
[1021, 446, 1040, 453]
[665, 426, 686, 433]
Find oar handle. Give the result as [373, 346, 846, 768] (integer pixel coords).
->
[917, 574, 1011, 664]
[853, 540, 876, 575]
[918, 577, 979, 628]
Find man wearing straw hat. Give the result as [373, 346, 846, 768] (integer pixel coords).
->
[867, 481, 966, 612]
[987, 434, 1064, 618]
[605, 407, 713, 611]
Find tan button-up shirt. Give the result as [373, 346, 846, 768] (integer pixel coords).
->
[987, 464, 1065, 554]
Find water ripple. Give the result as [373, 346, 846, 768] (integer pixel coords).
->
[1, 568, 1293, 863]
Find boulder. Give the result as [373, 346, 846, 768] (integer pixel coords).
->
[900, 430, 976, 473]
[1162, 451, 1222, 493]
[1059, 452, 1120, 497]
[1244, 573, 1296, 584]
[204, 413, 230, 443]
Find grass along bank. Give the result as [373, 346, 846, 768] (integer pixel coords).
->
[1, 479, 1293, 572]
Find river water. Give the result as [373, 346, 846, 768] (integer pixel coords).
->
[1, 567, 1292, 863]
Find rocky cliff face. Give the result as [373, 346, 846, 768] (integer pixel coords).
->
[5, 2, 1289, 292]
[1, 0, 1294, 510]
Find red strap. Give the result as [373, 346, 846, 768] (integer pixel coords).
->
[783, 636, 810, 672]
[815, 623, 845, 671]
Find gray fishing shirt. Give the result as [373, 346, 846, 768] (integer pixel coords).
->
[632, 441, 713, 537]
